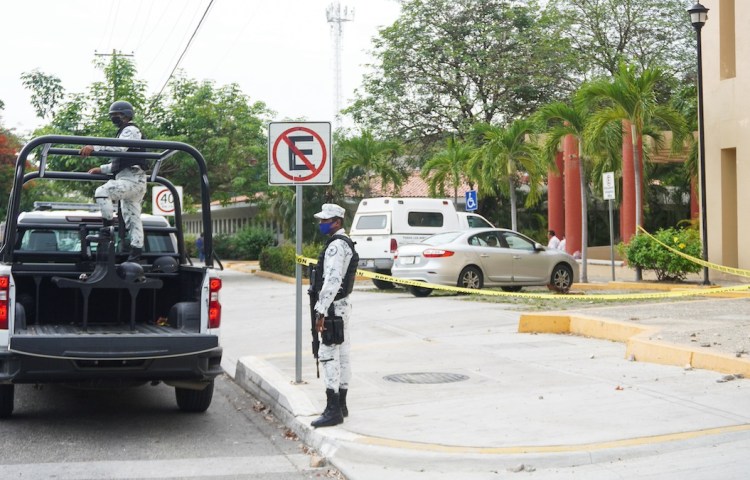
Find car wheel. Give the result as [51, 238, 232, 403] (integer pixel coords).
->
[550, 264, 573, 293]
[0, 384, 15, 419]
[175, 380, 214, 413]
[501, 286, 523, 293]
[372, 270, 395, 290]
[408, 285, 433, 297]
[458, 266, 483, 290]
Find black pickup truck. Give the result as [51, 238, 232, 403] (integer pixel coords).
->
[0, 136, 223, 418]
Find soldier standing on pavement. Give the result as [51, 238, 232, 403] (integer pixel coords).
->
[80, 100, 148, 262]
[310, 203, 357, 428]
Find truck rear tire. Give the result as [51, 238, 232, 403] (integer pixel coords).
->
[175, 380, 214, 413]
[0, 384, 15, 419]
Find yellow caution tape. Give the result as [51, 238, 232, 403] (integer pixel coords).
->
[637, 225, 750, 278]
[295, 254, 750, 301]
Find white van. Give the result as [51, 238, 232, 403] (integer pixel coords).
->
[349, 197, 493, 288]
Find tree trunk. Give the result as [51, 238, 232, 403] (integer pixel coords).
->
[563, 134, 581, 257]
[578, 139, 588, 283]
[509, 176, 517, 232]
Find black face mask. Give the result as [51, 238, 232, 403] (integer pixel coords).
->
[110, 114, 127, 127]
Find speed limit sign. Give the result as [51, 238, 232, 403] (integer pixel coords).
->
[152, 186, 183, 216]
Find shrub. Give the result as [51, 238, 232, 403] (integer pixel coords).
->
[233, 227, 276, 260]
[260, 242, 322, 277]
[619, 227, 702, 282]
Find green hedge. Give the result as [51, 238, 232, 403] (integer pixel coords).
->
[619, 227, 702, 282]
[259, 243, 322, 277]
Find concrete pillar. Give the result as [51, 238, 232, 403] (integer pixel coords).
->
[563, 134, 581, 255]
[547, 150, 565, 238]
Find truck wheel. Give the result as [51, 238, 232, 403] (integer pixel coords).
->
[408, 285, 433, 297]
[372, 270, 395, 290]
[0, 385, 15, 419]
[175, 380, 214, 413]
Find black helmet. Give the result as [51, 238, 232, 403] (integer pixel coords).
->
[117, 261, 145, 283]
[109, 100, 134, 119]
[151, 256, 179, 274]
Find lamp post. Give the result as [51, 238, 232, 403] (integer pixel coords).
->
[688, 2, 710, 286]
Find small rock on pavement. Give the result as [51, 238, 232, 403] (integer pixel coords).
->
[509, 464, 536, 473]
[310, 455, 327, 468]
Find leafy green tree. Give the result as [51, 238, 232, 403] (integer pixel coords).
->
[421, 137, 474, 206]
[546, 0, 695, 79]
[333, 130, 404, 198]
[152, 76, 271, 203]
[582, 63, 687, 238]
[0, 127, 22, 219]
[468, 119, 542, 232]
[347, 0, 577, 143]
[20, 70, 65, 120]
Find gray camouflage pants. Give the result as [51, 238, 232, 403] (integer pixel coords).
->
[95, 167, 147, 248]
[319, 297, 352, 392]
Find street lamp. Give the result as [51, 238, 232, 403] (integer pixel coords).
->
[688, 2, 710, 285]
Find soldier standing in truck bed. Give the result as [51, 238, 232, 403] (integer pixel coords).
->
[80, 100, 148, 262]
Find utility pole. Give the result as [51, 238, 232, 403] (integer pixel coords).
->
[326, 2, 354, 131]
[94, 49, 134, 102]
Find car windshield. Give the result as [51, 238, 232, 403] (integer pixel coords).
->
[422, 231, 463, 246]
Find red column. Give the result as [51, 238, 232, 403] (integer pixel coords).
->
[563, 134, 581, 255]
[690, 176, 699, 220]
[621, 120, 636, 243]
[547, 150, 565, 237]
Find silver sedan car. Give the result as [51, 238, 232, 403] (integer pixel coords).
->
[391, 228, 579, 297]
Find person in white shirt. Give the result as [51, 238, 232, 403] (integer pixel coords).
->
[559, 234, 567, 253]
[547, 230, 561, 250]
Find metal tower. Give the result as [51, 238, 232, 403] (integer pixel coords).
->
[326, 2, 354, 130]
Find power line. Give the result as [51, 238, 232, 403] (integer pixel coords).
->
[151, 0, 214, 107]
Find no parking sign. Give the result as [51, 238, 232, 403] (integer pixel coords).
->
[268, 122, 332, 185]
[152, 186, 183, 216]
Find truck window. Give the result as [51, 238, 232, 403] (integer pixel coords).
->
[356, 215, 388, 230]
[407, 212, 444, 227]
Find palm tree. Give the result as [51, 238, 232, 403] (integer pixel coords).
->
[334, 130, 404, 198]
[422, 137, 474, 206]
[581, 63, 687, 243]
[535, 100, 591, 282]
[468, 119, 542, 232]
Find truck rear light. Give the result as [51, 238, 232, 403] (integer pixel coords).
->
[423, 249, 454, 258]
[208, 277, 222, 328]
[390, 238, 398, 253]
[0, 276, 8, 329]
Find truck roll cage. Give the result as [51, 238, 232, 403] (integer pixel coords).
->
[2, 135, 214, 267]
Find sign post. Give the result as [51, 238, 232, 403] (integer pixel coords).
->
[602, 172, 616, 281]
[268, 122, 332, 383]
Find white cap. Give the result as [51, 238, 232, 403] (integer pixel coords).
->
[314, 203, 345, 220]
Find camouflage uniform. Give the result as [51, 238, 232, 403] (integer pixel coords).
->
[93, 125, 147, 249]
[314, 228, 354, 392]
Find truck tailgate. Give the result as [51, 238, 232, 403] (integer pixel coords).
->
[10, 325, 218, 359]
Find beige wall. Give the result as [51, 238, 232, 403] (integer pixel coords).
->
[703, 0, 750, 270]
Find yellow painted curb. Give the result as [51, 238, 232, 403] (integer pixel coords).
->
[518, 313, 750, 376]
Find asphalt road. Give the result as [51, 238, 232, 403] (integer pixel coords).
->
[1, 375, 328, 479]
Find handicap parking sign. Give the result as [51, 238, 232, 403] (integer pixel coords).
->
[465, 190, 477, 211]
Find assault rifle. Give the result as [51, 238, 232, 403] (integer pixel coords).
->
[307, 265, 320, 378]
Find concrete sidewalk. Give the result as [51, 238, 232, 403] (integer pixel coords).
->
[222, 265, 750, 479]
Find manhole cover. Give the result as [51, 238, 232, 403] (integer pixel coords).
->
[383, 372, 469, 384]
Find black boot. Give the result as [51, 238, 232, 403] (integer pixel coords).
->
[127, 247, 143, 263]
[339, 388, 348, 418]
[311, 389, 343, 428]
